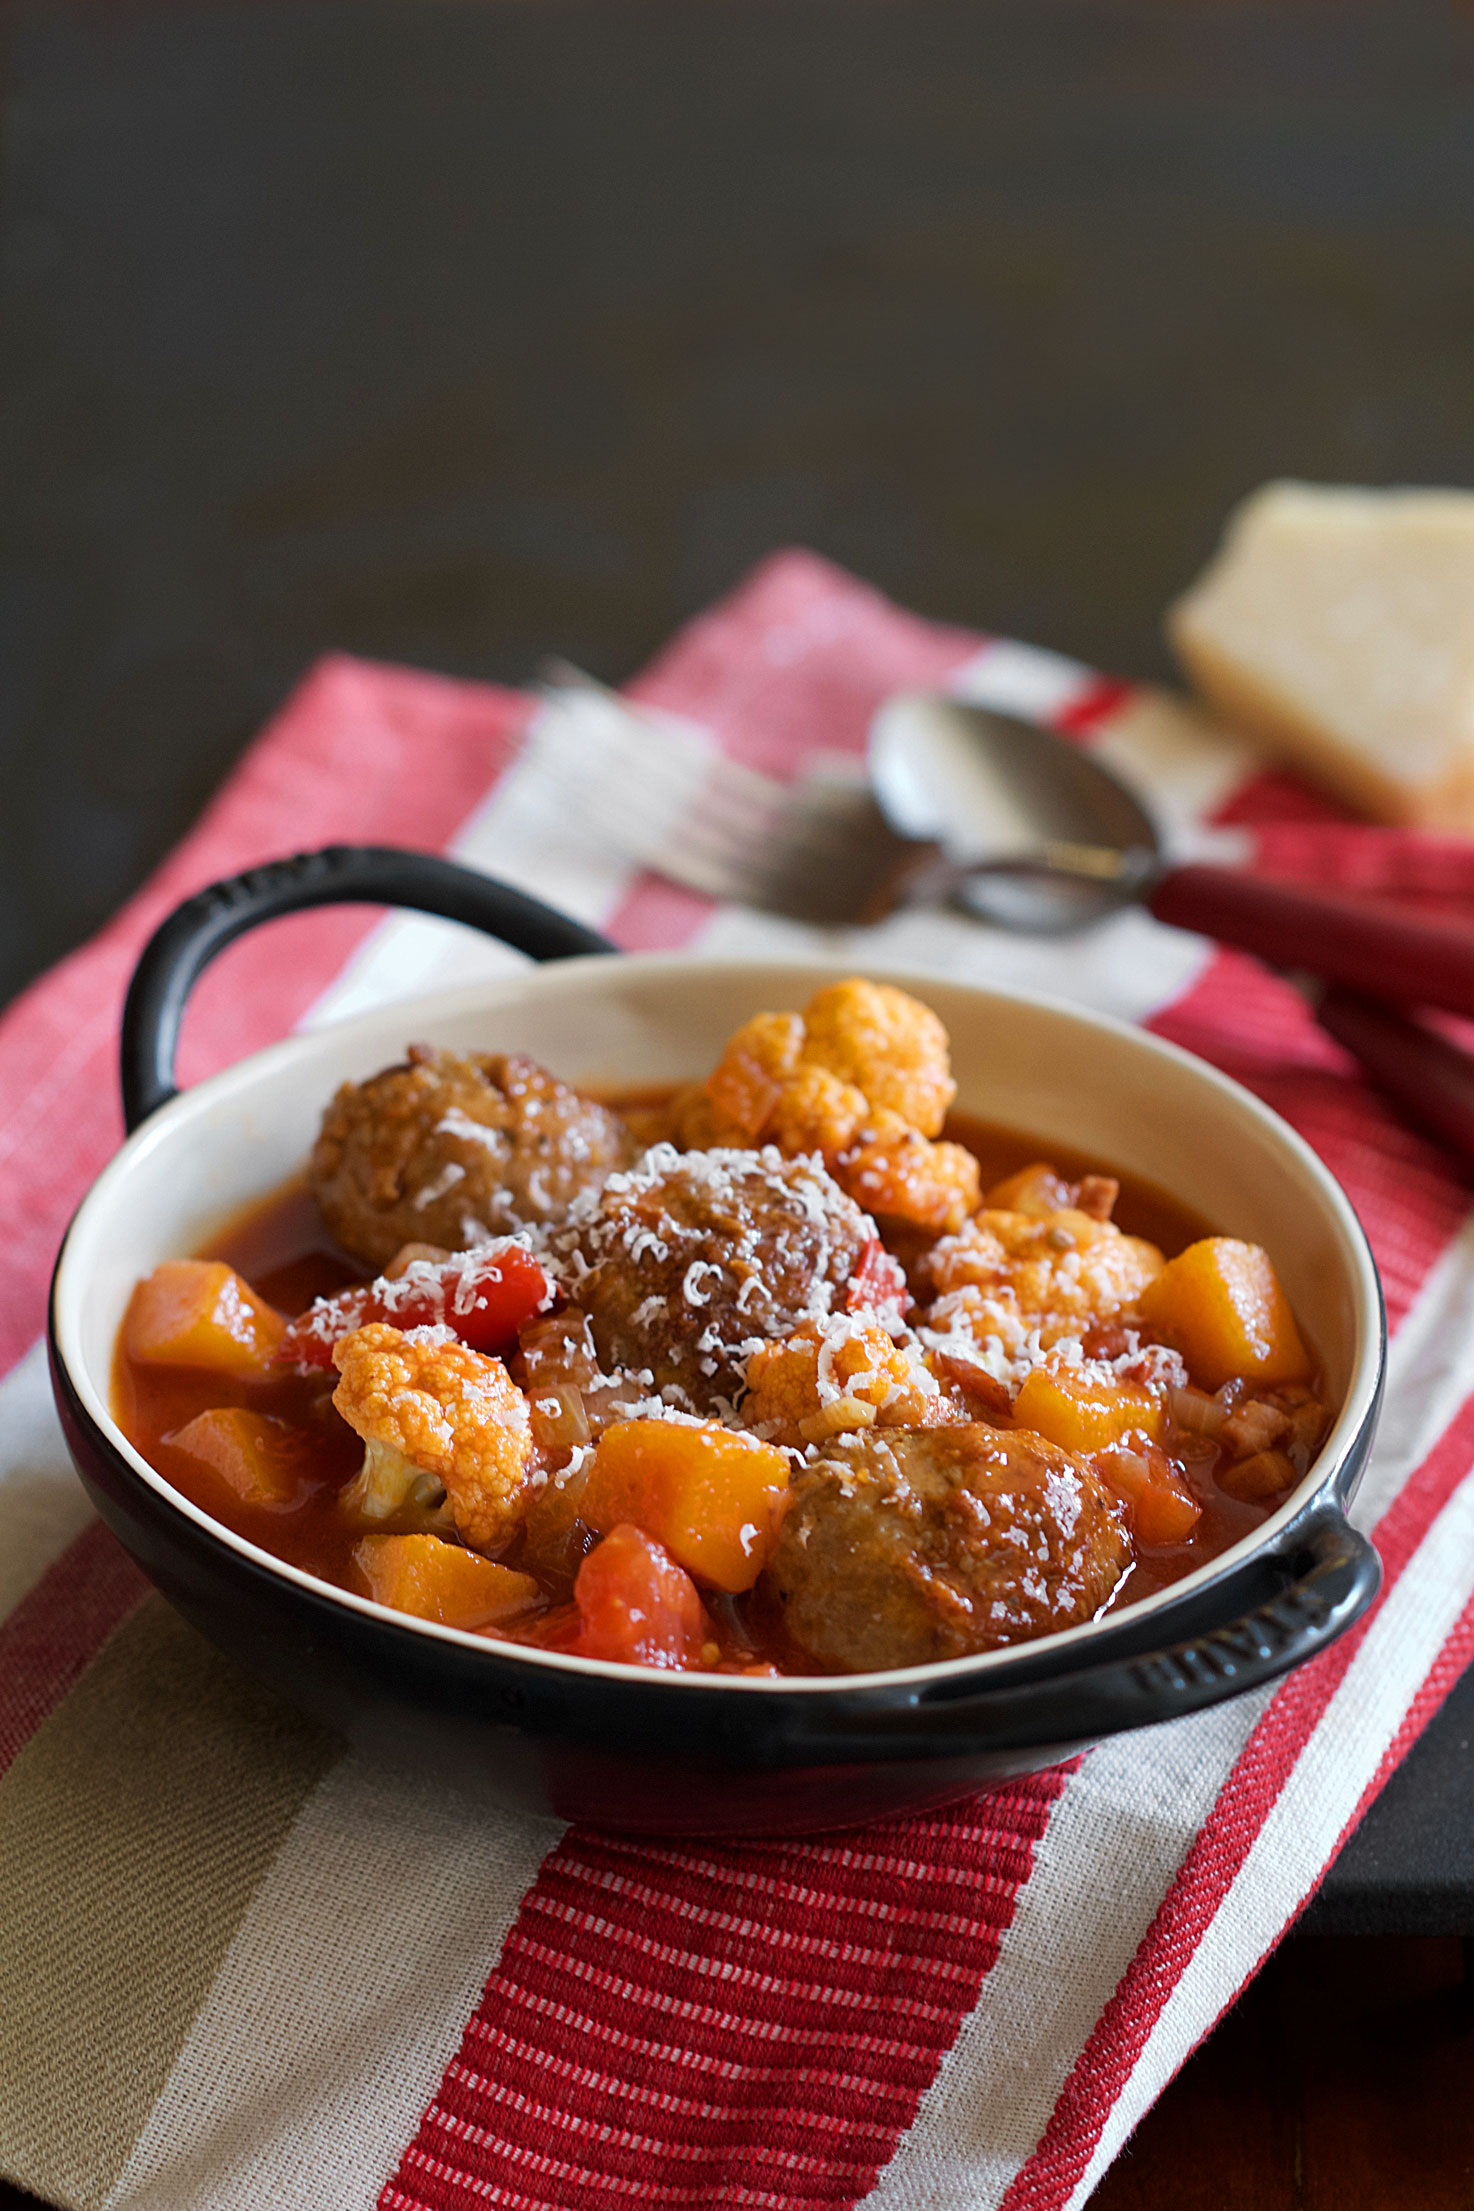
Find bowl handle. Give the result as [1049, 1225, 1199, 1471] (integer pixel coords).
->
[120, 844, 618, 1132]
[796, 1498, 1381, 1762]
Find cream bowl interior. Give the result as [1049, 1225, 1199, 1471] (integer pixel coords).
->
[54, 954, 1383, 1691]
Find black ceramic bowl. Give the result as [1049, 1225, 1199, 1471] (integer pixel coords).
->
[49, 847, 1384, 1835]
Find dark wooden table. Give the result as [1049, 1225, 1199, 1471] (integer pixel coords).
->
[1094, 1936, 1474, 2210]
[4, 0, 1474, 2200]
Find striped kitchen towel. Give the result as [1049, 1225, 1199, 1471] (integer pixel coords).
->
[3, 548, 1473, 2211]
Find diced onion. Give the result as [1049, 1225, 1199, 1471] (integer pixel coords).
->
[1167, 1385, 1228, 1439]
[583, 1371, 665, 1432]
[529, 1383, 591, 1454]
[518, 1311, 598, 1391]
[1285, 1398, 1327, 1455]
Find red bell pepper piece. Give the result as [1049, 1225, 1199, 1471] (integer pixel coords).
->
[279, 1240, 553, 1369]
[846, 1235, 909, 1322]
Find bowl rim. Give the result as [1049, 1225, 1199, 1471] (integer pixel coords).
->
[53, 950, 1386, 1698]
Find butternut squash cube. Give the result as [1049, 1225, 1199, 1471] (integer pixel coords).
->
[354, 1533, 540, 1629]
[167, 1407, 309, 1508]
[1136, 1238, 1310, 1391]
[1013, 1365, 1164, 1454]
[124, 1260, 286, 1377]
[581, 1418, 791, 1592]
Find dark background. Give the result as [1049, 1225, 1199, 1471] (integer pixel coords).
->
[3, 0, 1474, 1012]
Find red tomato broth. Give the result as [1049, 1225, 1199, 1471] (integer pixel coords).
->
[110, 1112, 1325, 1672]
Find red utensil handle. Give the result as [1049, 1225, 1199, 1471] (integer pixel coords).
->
[1148, 865, 1474, 1020]
[1314, 989, 1474, 1171]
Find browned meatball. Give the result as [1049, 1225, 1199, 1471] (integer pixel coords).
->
[557, 1145, 872, 1413]
[310, 1047, 636, 1269]
[764, 1424, 1131, 1672]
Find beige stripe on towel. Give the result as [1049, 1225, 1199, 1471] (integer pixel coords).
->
[0, 1598, 335, 2211]
[102, 1754, 560, 2211]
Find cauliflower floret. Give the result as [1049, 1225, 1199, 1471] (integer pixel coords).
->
[768, 1064, 869, 1156]
[332, 1322, 534, 1556]
[744, 1316, 957, 1447]
[921, 1207, 1163, 1354]
[672, 1012, 805, 1148]
[671, 982, 968, 1232]
[835, 1112, 981, 1235]
[800, 978, 955, 1136]
[339, 1434, 455, 1533]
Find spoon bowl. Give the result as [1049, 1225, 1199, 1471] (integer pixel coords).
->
[868, 693, 1164, 931]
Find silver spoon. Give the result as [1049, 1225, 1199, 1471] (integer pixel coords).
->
[869, 692, 1474, 1173]
[869, 692, 1163, 934]
[868, 692, 1474, 1021]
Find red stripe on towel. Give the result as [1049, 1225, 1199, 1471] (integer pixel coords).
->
[381, 1774, 1070, 2211]
[629, 549, 982, 778]
[0, 1520, 149, 1779]
[1055, 675, 1135, 734]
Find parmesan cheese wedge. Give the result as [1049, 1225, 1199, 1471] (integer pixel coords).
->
[1167, 481, 1474, 827]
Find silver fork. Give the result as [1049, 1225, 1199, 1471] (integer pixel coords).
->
[533, 661, 952, 927]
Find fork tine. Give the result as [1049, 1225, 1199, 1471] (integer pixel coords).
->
[683, 778, 895, 870]
[672, 807, 855, 899]
[664, 820, 891, 923]
[667, 767, 910, 911]
[534, 662, 930, 924]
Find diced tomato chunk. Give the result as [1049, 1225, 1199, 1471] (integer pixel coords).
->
[573, 1524, 709, 1669]
[279, 1242, 552, 1369]
[1095, 1443, 1202, 1546]
[581, 1419, 790, 1592]
[354, 1533, 540, 1629]
[166, 1406, 310, 1508]
[125, 1261, 285, 1377]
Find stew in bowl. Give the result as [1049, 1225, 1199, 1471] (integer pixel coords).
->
[50, 847, 1383, 1834]
[114, 977, 1334, 1682]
